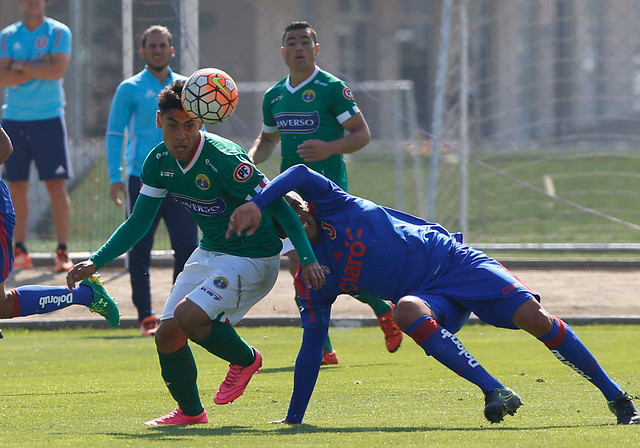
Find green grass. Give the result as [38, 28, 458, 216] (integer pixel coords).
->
[1, 325, 639, 447]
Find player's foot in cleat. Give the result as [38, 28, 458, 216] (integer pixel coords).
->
[377, 302, 403, 352]
[214, 347, 262, 405]
[140, 315, 159, 336]
[143, 407, 207, 426]
[321, 348, 339, 365]
[82, 274, 120, 327]
[484, 387, 523, 423]
[54, 249, 73, 272]
[13, 247, 33, 269]
[608, 391, 640, 424]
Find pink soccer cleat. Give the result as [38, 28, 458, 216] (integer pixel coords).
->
[214, 347, 262, 405]
[143, 407, 207, 426]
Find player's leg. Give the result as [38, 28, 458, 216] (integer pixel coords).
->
[513, 298, 640, 424]
[126, 175, 160, 334]
[286, 247, 338, 364]
[145, 317, 207, 426]
[171, 250, 279, 405]
[32, 117, 73, 271]
[355, 294, 403, 352]
[394, 295, 522, 423]
[0, 278, 119, 326]
[2, 120, 32, 268]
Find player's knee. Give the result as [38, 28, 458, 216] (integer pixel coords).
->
[394, 296, 434, 331]
[512, 298, 554, 337]
[0, 289, 15, 319]
[154, 319, 187, 352]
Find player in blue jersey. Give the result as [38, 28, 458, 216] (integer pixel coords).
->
[0, 0, 74, 272]
[227, 164, 640, 426]
[0, 125, 119, 328]
[106, 25, 198, 336]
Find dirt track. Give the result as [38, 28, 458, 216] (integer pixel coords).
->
[5, 264, 640, 323]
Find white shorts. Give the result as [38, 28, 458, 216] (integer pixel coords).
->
[161, 247, 280, 325]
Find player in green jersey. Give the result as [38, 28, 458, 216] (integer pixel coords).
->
[249, 20, 402, 362]
[66, 80, 325, 426]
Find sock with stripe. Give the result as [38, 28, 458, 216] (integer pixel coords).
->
[406, 315, 503, 392]
[538, 316, 622, 401]
[12, 284, 93, 317]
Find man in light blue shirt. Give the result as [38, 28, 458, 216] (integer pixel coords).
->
[0, 0, 73, 272]
[105, 25, 198, 336]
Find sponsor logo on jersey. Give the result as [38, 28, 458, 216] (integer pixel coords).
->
[274, 111, 320, 134]
[343, 87, 354, 100]
[169, 193, 226, 216]
[195, 173, 210, 190]
[339, 227, 365, 294]
[314, 79, 328, 87]
[270, 94, 284, 105]
[160, 170, 174, 177]
[213, 277, 228, 289]
[205, 158, 218, 173]
[39, 292, 73, 308]
[302, 89, 316, 102]
[199, 285, 223, 300]
[233, 163, 253, 182]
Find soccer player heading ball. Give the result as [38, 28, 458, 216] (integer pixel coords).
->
[227, 164, 640, 426]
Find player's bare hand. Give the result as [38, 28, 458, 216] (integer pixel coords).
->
[297, 139, 333, 162]
[110, 182, 127, 206]
[66, 261, 97, 291]
[226, 202, 262, 238]
[300, 262, 325, 290]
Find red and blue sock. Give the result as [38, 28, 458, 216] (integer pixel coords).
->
[538, 316, 622, 401]
[12, 284, 93, 317]
[406, 316, 503, 392]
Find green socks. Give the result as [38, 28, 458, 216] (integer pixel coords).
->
[158, 344, 203, 416]
[193, 321, 255, 366]
[355, 294, 392, 317]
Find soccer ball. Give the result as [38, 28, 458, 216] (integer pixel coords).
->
[181, 68, 239, 124]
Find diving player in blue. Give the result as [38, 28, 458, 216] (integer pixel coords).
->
[227, 164, 640, 426]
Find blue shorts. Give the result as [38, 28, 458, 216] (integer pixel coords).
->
[412, 247, 539, 333]
[2, 118, 72, 181]
[0, 210, 15, 282]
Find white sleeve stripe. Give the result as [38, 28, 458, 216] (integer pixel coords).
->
[337, 109, 356, 124]
[262, 123, 279, 133]
[140, 184, 168, 198]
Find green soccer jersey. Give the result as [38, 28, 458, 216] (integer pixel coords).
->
[90, 131, 316, 268]
[262, 66, 361, 190]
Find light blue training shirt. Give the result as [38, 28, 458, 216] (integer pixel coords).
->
[105, 66, 186, 183]
[0, 17, 72, 120]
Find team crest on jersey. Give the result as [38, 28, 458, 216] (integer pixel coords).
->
[343, 87, 354, 100]
[302, 89, 316, 102]
[213, 277, 229, 289]
[233, 163, 253, 182]
[195, 174, 210, 190]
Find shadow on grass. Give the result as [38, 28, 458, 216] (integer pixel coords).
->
[107, 421, 595, 441]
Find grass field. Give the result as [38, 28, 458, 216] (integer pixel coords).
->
[1, 325, 639, 447]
